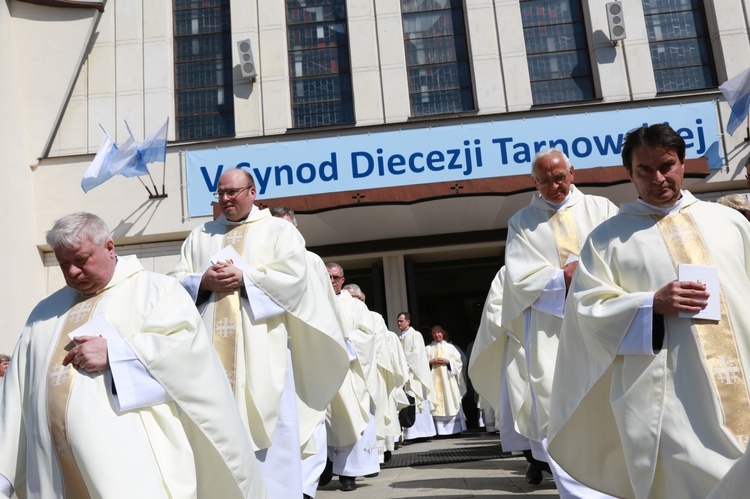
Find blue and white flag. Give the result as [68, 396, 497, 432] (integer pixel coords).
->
[137, 118, 168, 167]
[720, 67, 750, 136]
[81, 133, 117, 193]
[111, 133, 144, 178]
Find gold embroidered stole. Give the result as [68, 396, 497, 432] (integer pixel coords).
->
[47, 293, 105, 498]
[548, 207, 581, 266]
[655, 207, 750, 449]
[212, 223, 249, 391]
[433, 343, 446, 416]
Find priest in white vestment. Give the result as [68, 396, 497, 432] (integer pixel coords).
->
[426, 325, 467, 435]
[0, 212, 266, 499]
[324, 265, 380, 492]
[344, 285, 409, 462]
[170, 170, 349, 498]
[469, 267, 535, 475]
[269, 207, 352, 499]
[548, 124, 750, 499]
[502, 148, 617, 496]
[397, 312, 437, 441]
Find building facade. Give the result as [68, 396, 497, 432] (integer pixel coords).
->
[1, 0, 749, 353]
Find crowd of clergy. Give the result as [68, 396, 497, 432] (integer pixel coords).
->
[469, 124, 750, 499]
[1, 123, 750, 499]
[0, 166, 473, 499]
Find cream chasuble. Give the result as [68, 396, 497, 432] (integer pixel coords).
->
[326, 291, 378, 446]
[0, 255, 266, 499]
[171, 210, 349, 452]
[469, 267, 526, 418]
[502, 186, 617, 440]
[369, 310, 404, 439]
[381, 327, 410, 437]
[400, 327, 437, 411]
[425, 341, 465, 418]
[548, 192, 750, 499]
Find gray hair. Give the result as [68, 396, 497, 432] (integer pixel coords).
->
[532, 148, 571, 173]
[717, 194, 750, 222]
[270, 206, 298, 226]
[0, 354, 10, 363]
[343, 283, 362, 297]
[46, 212, 111, 250]
[325, 262, 344, 276]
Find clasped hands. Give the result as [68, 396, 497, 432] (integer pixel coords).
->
[430, 358, 450, 367]
[201, 262, 244, 293]
[63, 336, 109, 373]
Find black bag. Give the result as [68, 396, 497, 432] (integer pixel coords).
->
[398, 392, 416, 428]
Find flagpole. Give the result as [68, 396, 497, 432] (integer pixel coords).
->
[137, 176, 154, 197]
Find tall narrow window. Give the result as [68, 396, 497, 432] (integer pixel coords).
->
[286, 0, 354, 128]
[520, 0, 595, 105]
[643, 0, 716, 93]
[401, 0, 474, 117]
[174, 0, 235, 141]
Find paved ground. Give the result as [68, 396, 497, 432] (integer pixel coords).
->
[316, 431, 560, 498]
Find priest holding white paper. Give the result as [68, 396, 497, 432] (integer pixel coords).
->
[548, 124, 750, 499]
[170, 169, 349, 498]
[0, 212, 266, 499]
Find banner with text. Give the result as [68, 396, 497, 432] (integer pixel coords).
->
[186, 102, 719, 217]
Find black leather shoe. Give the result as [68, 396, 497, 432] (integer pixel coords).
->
[525, 461, 543, 485]
[339, 476, 357, 492]
[303, 495, 313, 499]
[364, 472, 379, 478]
[318, 458, 333, 487]
[384, 450, 392, 463]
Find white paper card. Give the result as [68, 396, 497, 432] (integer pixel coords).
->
[565, 253, 579, 265]
[678, 264, 720, 321]
[210, 245, 250, 273]
[68, 314, 117, 342]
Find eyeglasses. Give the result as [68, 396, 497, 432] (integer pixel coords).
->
[213, 186, 252, 199]
[533, 172, 569, 187]
[329, 275, 344, 281]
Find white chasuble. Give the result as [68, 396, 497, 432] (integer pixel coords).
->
[502, 186, 617, 440]
[400, 327, 437, 412]
[171, 210, 349, 453]
[0, 256, 266, 499]
[548, 192, 750, 499]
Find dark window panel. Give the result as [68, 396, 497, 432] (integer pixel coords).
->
[520, 0, 594, 105]
[175, 60, 233, 90]
[174, 0, 234, 140]
[410, 88, 474, 117]
[405, 35, 467, 66]
[407, 62, 472, 93]
[287, 1, 346, 24]
[291, 75, 353, 104]
[527, 50, 593, 80]
[530, 77, 594, 105]
[401, 0, 461, 15]
[642, 0, 716, 93]
[287, 0, 354, 128]
[642, 0, 699, 16]
[401, 0, 474, 116]
[174, 6, 231, 36]
[520, 0, 581, 27]
[524, 23, 586, 54]
[287, 23, 348, 50]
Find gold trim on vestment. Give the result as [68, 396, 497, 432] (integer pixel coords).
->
[47, 293, 105, 498]
[548, 208, 581, 267]
[433, 343, 446, 417]
[655, 208, 750, 449]
[212, 223, 249, 392]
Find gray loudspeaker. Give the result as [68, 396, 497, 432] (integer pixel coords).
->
[237, 39, 257, 79]
[605, 1, 626, 43]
